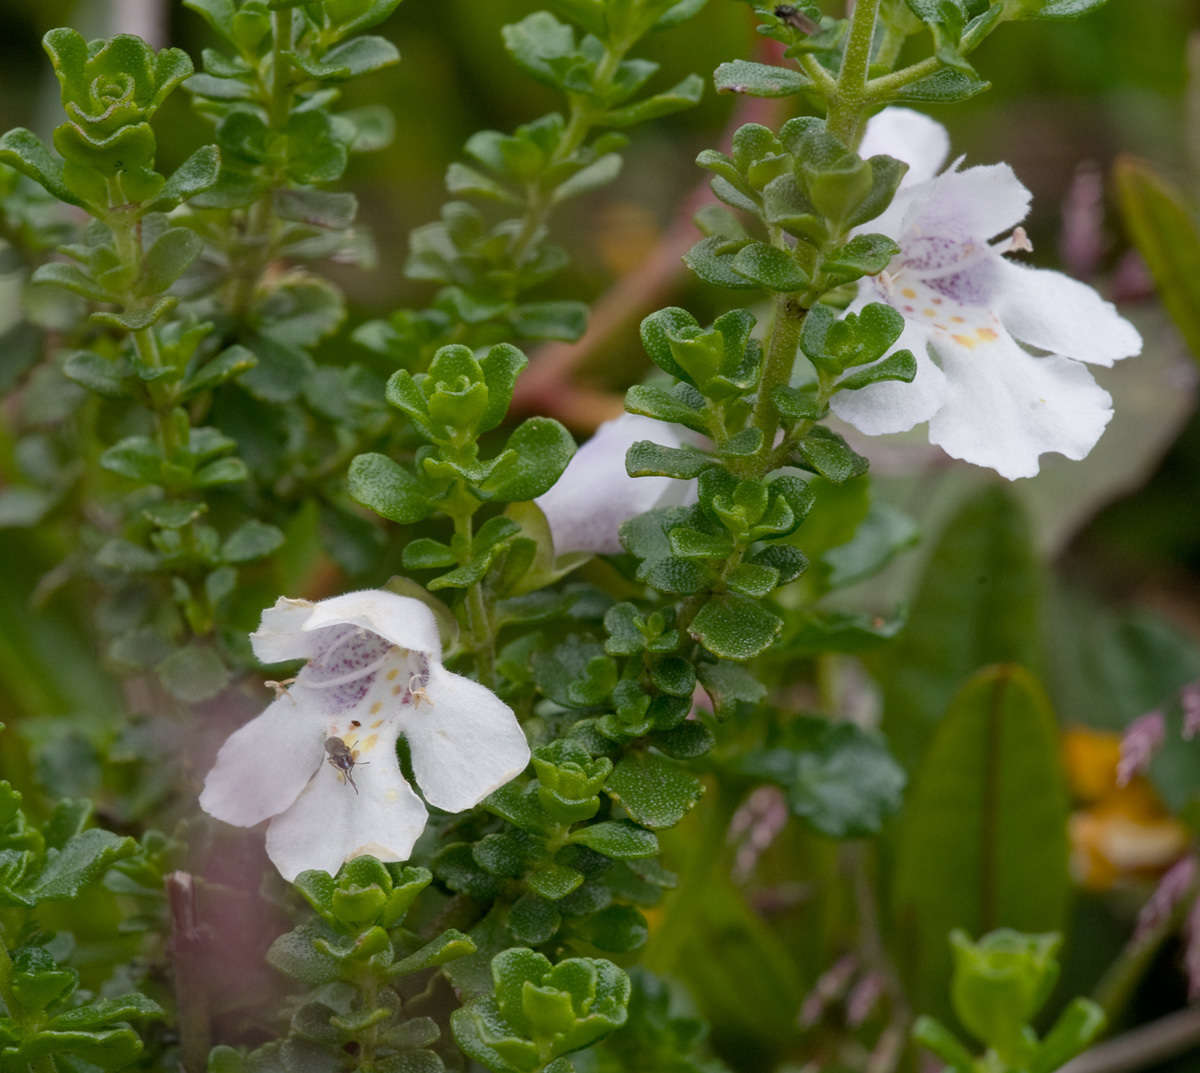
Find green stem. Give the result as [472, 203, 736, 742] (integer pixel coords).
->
[864, 15, 995, 100]
[450, 503, 496, 687]
[230, 8, 295, 318]
[827, 0, 883, 147]
[750, 294, 807, 453]
[507, 38, 626, 276]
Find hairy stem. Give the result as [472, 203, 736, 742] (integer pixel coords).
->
[827, 0, 882, 147]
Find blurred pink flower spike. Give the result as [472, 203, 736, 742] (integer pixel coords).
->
[832, 107, 1143, 480]
[200, 591, 530, 881]
[1181, 679, 1200, 741]
[536, 412, 697, 556]
[1116, 709, 1166, 787]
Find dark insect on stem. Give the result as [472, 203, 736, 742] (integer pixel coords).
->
[324, 736, 368, 793]
[774, 4, 819, 34]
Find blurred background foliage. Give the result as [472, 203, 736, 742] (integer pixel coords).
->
[1, 1, 1200, 1071]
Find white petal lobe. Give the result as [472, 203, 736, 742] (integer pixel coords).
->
[996, 262, 1142, 367]
[265, 742, 428, 881]
[405, 664, 531, 813]
[199, 693, 327, 827]
[928, 330, 1114, 479]
[536, 413, 695, 556]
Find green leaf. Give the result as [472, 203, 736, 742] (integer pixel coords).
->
[744, 720, 905, 838]
[683, 236, 759, 290]
[714, 60, 811, 98]
[221, 520, 284, 563]
[1006, 0, 1111, 17]
[481, 418, 575, 502]
[138, 227, 204, 296]
[183, 345, 257, 394]
[689, 594, 782, 660]
[606, 74, 704, 127]
[893, 666, 1071, 1026]
[20, 828, 136, 903]
[869, 486, 1041, 773]
[730, 242, 809, 291]
[568, 821, 659, 859]
[1115, 156, 1200, 363]
[626, 440, 711, 480]
[390, 929, 477, 977]
[890, 66, 989, 103]
[508, 894, 562, 945]
[821, 233, 900, 283]
[286, 36, 400, 80]
[0, 128, 81, 206]
[794, 427, 869, 483]
[63, 351, 131, 399]
[508, 301, 587, 342]
[502, 11, 578, 89]
[606, 751, 704, 830]
[150, 144, 220, 209]
[349, 453, 433, 524]
[836, 349, 917, 391]
[156, 644, 231, 703]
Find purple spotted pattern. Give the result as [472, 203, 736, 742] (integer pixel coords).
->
[300, 626, 395, 714]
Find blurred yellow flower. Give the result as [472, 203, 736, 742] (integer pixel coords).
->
[1062, 727, 1190, 891]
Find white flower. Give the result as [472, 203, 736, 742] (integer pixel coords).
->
[200, 590, 530, 881]
[535, 412, 696, 556]
[831, 107, 1142, 480]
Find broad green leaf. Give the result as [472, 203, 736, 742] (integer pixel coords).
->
[870, 486, 1041, 773]
[1114, 156, 1200, 363]
[893, 666, 1071, 1027]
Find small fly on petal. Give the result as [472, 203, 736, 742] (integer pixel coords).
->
[324, 735, 368, 794]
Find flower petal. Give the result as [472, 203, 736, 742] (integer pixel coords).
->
[903, 164, 1031, 244]
[405, 664, 531, 813]
[300, 590, 442, 660]
[199, 693, 326, 827]
[928, 329, 1114, 479]
[536, 413, 695, 556]
[860, 107, 950, 185]
[830, 320, 947, 435]
[250, 597, 320, 664]
[264, 737, 428, 881]
[996, 261, 1142, 368]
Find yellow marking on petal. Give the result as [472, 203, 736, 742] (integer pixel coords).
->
[934, 323, 948, 332]
[360, 734, 379, 753]
[922, 308, 936, 318]
[952, 334, 976, 348]
[977, 327, 998, 342]
[371, 720, 382, 729]
[386, 668, 399, 681]
[932, 297, 943, 305]
[393, 684, 404, 695]
[370, 702, 382, 715]
[901, 287, 917, 299]
[951, 315, 965, 324]
[385, 789, 398, 802]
